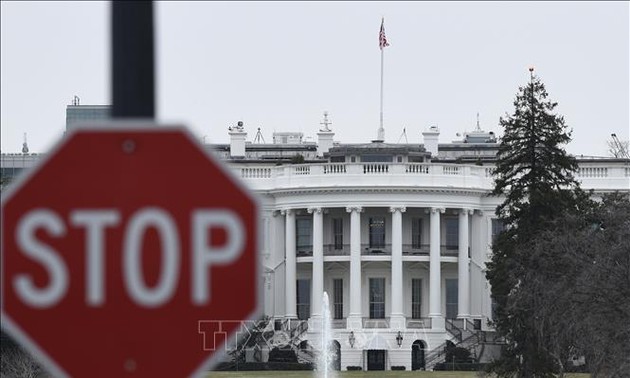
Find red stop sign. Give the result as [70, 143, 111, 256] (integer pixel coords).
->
[1, 126, 260, 377]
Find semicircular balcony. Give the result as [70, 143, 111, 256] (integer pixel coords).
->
[233, 161, 629, 192]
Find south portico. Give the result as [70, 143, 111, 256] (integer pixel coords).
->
[260, 183, 497, 371]
[277, 201, 485, 330]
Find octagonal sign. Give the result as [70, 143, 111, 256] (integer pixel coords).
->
[1, 125, 260, 377]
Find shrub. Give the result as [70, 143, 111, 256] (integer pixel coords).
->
[445, 346, 472, 363]
[213, 362, 314, 371]
[391, 365, 406, 370]
[434, 362, 487, 371]
[268, 347, 297, 363]
[346, 366, 362, 371]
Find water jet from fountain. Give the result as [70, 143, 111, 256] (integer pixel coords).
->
[316, 292, 336, 378]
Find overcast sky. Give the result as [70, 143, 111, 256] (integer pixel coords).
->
[1, 1, 628, 156]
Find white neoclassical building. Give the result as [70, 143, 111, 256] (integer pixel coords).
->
[212, 117, 629, 371]
[1, 117, 628, 371]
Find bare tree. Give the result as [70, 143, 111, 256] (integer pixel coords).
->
[519, 193, 630, 378]
[607, 134, 630, 158]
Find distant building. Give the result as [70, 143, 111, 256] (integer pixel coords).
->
[65, 96, 110, 132]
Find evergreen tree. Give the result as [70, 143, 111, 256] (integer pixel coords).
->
[486, 69, 588, 377]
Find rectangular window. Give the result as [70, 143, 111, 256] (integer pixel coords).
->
[491, 219, 505, 244]
[412, 218, 423, 249]
[333, 279, 343, 319]
[369, 278, 386, 319]
[332, 218, 343, 250]
[296, 218, 312, 253]
[445, 218, 459, 249]
[296, 279, 311, 320]
[412, 279, 422, 319]
[445, 279, 458, 319]
[369, 217, 386, 248]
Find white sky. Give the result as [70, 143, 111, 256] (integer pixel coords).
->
[1, 1, 628, 156]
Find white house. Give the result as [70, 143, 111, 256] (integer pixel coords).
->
[1, 116, 628, 371]
[213, 116, 629, 370]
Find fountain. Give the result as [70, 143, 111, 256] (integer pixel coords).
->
[317, 292, 336, 378]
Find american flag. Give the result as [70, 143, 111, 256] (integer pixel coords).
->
[379, 18, 390, 50]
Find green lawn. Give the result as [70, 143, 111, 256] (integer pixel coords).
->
[207, 373, 477, 378]
[207, 372, 590, 378]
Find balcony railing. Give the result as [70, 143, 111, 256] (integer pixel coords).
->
[323, 244, 350, 256]
[233, 162, 629, 192]
[406, 318, 432, 329]
[235, 163, 490, 191]
[362, 244, 391, 255]
[298, 316, 439, 329]
[441, 245, 459, 257]
[402, 244, 430, 255]
[362, 317, 390, 328]
[577, 167, 608, 178]
[3, 155, 627, 193]
[299, 244, 468, 257]
[240, 167, 272, 178]
[241, 162, 482, 178]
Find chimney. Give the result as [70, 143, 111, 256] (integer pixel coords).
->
[229, 121, 247, 158]
[422, 125, 440, 157]
[317, 111, 334, 157]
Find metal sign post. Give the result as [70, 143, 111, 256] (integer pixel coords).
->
[112, 1, 155, 118]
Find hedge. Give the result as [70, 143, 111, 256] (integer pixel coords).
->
[268, 347, 298, 363]
[214, 362, 314, 371]
[434, 362, 488, 371]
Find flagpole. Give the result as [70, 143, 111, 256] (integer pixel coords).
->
[379, 45, 384, 140]
[377, 17, 386, 142]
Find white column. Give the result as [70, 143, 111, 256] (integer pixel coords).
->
[470, 210, 484, 318]
[429, 207, 444, 325]
[283, 209, 297, 319]
[458, 209, 471, 318]
[346, 206, 363, 327]
[390, 206, 406, 326]
[309, 207, 324, 319]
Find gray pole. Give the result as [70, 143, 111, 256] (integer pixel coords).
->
[378, 47, 385, 141]
[112, 1, 155, 118]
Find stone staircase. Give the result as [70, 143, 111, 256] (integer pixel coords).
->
[224, 317, 314, 366]
[224, 316, 274, 366]
[296, 348, 317, 364]
[424, 341, 449, 371]
[425, 318, 501, 371]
